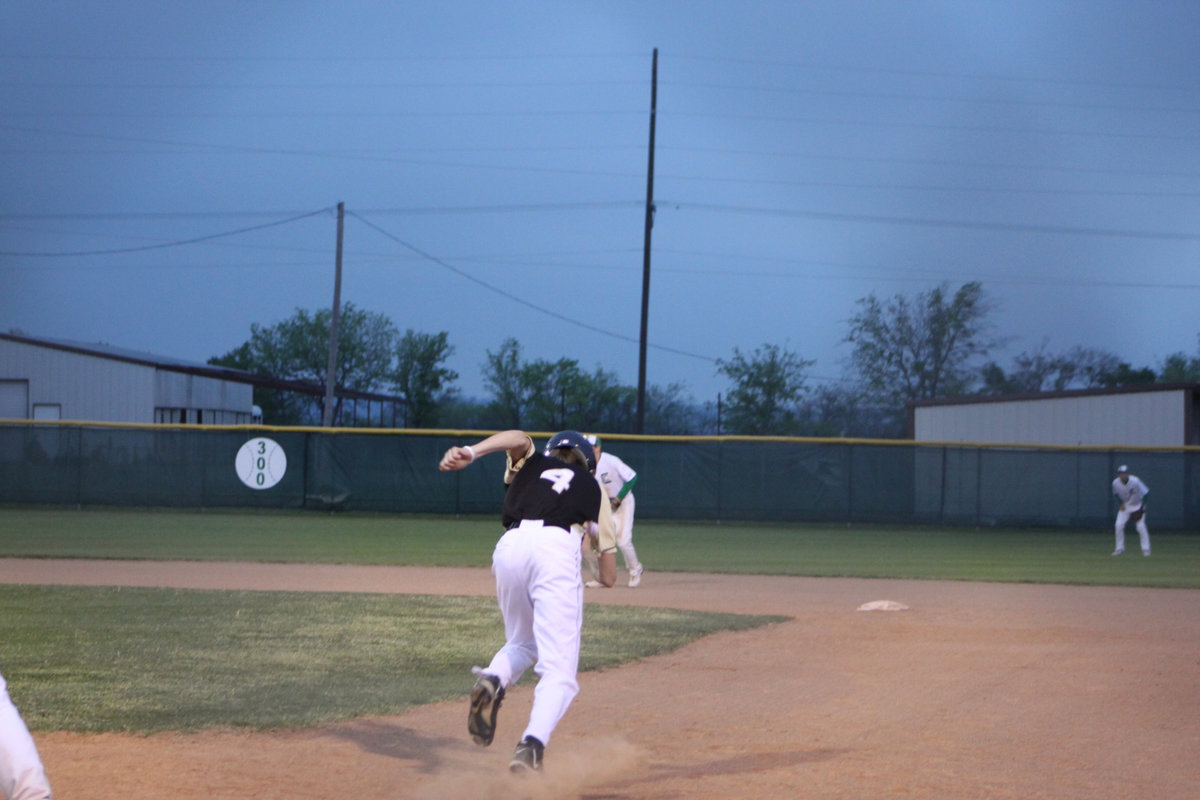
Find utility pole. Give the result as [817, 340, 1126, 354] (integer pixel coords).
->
[322, 202, 344, 427]
[636, 48, 657, 434]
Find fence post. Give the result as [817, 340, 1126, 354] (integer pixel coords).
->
[975, 447, 983, 529]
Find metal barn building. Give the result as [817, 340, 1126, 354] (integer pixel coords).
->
[910, 383, 1200, 446]
[0, 332, 256, 424]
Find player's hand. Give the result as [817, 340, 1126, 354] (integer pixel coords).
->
[439, 446, 475, 471]
[610, 496, 622, 511]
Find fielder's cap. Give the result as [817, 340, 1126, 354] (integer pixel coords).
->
[1117, 465, 1128, 473]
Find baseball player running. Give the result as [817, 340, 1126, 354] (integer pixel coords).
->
[439, 430, 616, 774]
[588, 436, 644, 587]
[1111, 465, 1151, 556]
[0, 670, 52, 800]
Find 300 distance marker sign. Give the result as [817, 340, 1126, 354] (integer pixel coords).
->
[236, 437, 287, 490]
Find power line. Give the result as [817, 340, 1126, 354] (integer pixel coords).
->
[7, 50, 1197, 95]
[6, 75, 1196, 117]
[0, 209, 325, 221]
[669, 53, 1200, 95]
[664, 79, 1200, 116]
[0, 202, 640, 222]
[0, 78, 647, 91]
[0, 208, 333, 257]
[0, 52, 646, 64]
[6, 123, 1196, 201]
[666, 110, 1200, 144]
[661, 145, 1200, 181]
[346, 211, 716, 363]
[664, 201, 1200, 241]
[657, 173, 1200, 200]
[0, 125, 647, 178]
[650, 249, 1200, 292]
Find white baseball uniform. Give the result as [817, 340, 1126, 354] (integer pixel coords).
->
[479, 437, 602, 747]
[0, 672, 52, 800]
[1111, 472, 1150, 555]
[596, 450, 643, 582]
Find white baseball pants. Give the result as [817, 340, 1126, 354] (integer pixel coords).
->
[1115, 508, 1150, 554]
[483, 520, 583, 747]
[0, 673, 52, 800]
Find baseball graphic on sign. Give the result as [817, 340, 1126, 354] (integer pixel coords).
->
[236, 437, 287, 490]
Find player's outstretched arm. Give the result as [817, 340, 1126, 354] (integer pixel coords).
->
[439, 430, 531, 471]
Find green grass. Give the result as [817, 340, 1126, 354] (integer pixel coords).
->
[0, 508, 494, 565]
[0, 584, 783, 733]
[2, 507, 1197, 588]
[642, 523, 1200, 588]
[1, 506, 1197, 733]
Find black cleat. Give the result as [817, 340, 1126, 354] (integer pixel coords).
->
[467, 674, 504, 746]
[509, 735, 544, 774]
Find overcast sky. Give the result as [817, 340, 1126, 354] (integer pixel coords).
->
[3, 1, 1199, 403]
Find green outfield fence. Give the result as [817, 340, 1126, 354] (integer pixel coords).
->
[2, 421, 1198, 530]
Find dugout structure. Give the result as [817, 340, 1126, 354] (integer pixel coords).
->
[1, 421, 1198, 530]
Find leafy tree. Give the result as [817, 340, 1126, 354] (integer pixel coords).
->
[979, 341, 1065, 394]
[479, 338, 703, 434]
[533, 363, 636, 433]
[1158, 335, 1200, 382]
[482, 338, 529, 428]
[795, 383, 892, 438]
[391, 330, 457, 428]
[846, 281, 998, 413]
[520, 357, 572, 430]
[980, 343, 1127, 395]
[644, 381, 710, 435]
[215, 304, 398, 424]
[1097, 362, 1157, 387]
[715, 343, 813, 435]
[209, 341, 306, 425]
[482, 338, 635, 431]
[1057, 346, 1123, 388]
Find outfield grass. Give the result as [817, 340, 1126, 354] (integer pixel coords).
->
[1, 506, 1197, 588]
[1, 506, 1197, 733]
[0, 584, 783, 733]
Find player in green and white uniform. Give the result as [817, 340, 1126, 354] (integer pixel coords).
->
[588, 436, 644, 587]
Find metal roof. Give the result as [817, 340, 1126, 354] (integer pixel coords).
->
[0, 331, 404, 402]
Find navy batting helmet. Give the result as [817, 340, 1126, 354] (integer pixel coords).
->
[544, 430, 596, 473]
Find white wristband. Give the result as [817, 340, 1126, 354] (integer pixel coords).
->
[463, 445, 476, 462]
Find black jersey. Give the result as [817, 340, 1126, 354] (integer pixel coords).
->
[501, 451, 602, 532]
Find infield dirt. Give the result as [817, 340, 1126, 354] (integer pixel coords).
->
[3, 559, 1198, 800]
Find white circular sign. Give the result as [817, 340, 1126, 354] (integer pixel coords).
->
[236, 437, 288, 490]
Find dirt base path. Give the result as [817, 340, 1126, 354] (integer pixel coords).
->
[4, 559, 1199, 800]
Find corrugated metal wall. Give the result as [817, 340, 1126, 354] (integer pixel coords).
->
[1, 338, 252, 424]
[914, 390, 1188, 446]
[0, 338, 155, 422]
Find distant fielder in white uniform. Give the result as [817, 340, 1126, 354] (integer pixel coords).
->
[1111, 465, 1150, 557]
[0, 671, 52, 800]
[587, 436, 644, 587]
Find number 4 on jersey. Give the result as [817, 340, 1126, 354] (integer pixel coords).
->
[540, 468, 575, 494]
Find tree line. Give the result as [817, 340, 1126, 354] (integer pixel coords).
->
[210, 283, 1200, 437]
